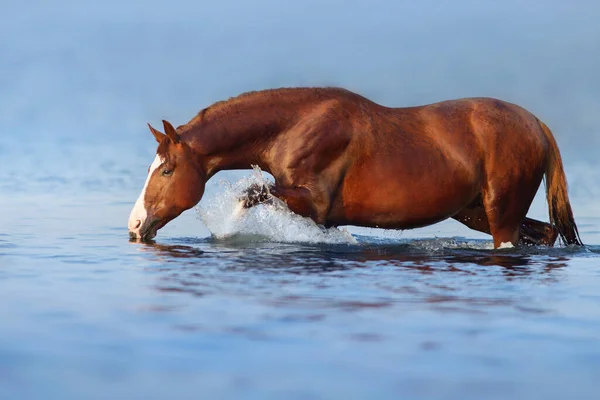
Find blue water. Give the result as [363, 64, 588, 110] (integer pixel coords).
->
[2, 1, 600, 399]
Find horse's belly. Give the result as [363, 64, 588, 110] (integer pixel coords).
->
[332, 161, 480, 229]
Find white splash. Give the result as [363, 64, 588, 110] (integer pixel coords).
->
[196, 167, 357, 244]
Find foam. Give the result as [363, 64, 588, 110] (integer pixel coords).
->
[196, 167, 357, 244]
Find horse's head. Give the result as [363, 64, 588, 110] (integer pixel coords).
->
[128, 120, 206, 241]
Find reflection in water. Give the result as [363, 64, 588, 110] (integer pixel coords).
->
[138, 235, 578, 272]
[5, 227, 600, 400]
[130, 235, 591, 318]
[148, 243, 205, 259]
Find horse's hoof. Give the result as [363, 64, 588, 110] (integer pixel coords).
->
[240, 183, 273, 208]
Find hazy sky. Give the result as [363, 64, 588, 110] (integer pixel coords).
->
[0, 0, 599, 240]
[3, 0, 599, 154]
[2, 0, 599, 212]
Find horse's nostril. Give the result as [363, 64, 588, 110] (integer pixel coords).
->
[134, 220, 141, 229]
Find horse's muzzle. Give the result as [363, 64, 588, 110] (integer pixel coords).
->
[129, 216, 160, 242]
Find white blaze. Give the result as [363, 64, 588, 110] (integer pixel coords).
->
[128, 155, 163, 232]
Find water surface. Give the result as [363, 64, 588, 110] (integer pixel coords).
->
[2, 168, 599, 399]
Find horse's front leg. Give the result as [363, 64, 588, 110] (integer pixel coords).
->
[269, 185, 330, 224]
[240, 182, 330, 225]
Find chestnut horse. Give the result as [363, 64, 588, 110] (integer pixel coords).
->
[128, 87, 582, 248]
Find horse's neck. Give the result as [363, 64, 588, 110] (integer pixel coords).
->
[182, 95, 300, 176]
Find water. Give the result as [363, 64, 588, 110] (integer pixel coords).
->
[197, 168, 357, 244]
[2, 156, 600, 400]
[2, 1, 600, 399]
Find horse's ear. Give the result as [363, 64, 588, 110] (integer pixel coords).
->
[163, 120, 180, 144]
[148, 123, 166, 143]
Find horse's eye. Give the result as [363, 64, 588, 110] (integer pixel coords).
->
[162, 169, 173, 177]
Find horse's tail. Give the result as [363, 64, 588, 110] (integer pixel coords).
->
[537, 119, 583, 246]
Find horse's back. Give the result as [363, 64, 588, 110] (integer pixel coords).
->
[331, 96, 549, 228]
[414, 97, 549, 175]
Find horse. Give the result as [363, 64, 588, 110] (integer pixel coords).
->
[128, 87, 583, 248]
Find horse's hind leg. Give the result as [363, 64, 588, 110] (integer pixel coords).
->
[520, 217, 558, 246]
[452, 197, 491, 235]
[453, 195, 557, 246]
[482, 177, 544, 248]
